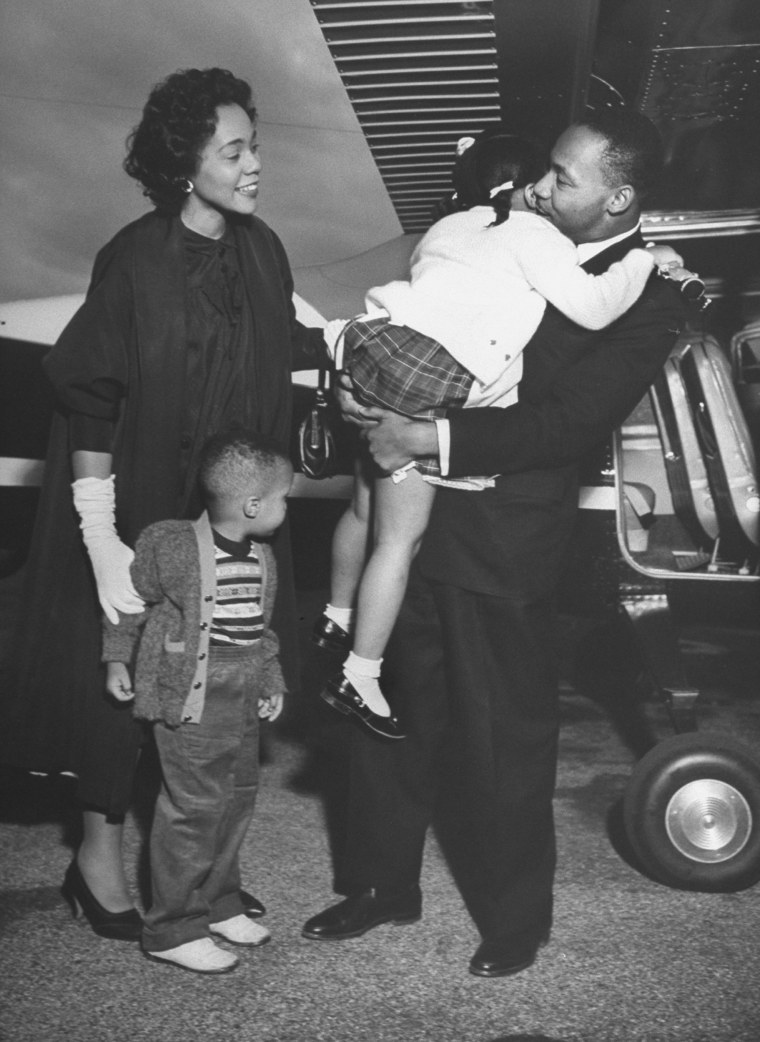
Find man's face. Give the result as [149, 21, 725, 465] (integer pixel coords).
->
[532, 125, 616, 244]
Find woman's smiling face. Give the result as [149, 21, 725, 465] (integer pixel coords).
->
[182, 103, 261, 236]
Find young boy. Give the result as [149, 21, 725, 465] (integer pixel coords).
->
[103, 429, 293, 974]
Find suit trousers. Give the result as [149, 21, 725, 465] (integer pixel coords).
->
[339, 565, 561, 943]
[142, 644, 261, 953]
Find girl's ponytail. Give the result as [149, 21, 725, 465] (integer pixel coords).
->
[488, 178, 515, 227]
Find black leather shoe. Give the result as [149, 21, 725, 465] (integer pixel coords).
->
[302, 887, 422, 940]
[312, 614, 352, 654]
[240, 890, 266, 918]
[321, 675, 406, 740]
[61, 860, 143, 942]
[469, 930, 550, 978]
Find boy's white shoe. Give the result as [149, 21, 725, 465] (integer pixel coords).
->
[210, 914, 271, 947]
[146, 937, 238, 974]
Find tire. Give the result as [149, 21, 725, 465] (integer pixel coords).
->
[623, 732, 760, 892]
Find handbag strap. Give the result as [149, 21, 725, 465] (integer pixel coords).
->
[316, 360, 335, 403]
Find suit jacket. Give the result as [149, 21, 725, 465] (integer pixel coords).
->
[416, 230, 686, 598]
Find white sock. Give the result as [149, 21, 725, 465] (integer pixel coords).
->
[325, 604, 354, 632]
[343, 652, 391, 717]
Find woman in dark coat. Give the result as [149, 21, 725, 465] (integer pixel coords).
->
[2, 67, 326, 938]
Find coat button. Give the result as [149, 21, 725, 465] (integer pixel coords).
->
[200, 622, 208, 630]
[204, 595, 213, 602]
[198, 652, 206, 660]
[193, 681, 202, 689]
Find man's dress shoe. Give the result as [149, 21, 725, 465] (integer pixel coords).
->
[240, 890, 266, 919]
[302, 887, 422, 940]
[312, 614, 352, 654]
[321, 675, 406, 740]
[469, 931, 549, 978]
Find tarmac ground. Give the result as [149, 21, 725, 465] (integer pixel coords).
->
[1, 501, 759, 1042]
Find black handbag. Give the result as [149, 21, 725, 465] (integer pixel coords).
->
[297, 365, 340, 479]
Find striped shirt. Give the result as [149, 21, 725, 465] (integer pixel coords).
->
[210, 531, 264, 647]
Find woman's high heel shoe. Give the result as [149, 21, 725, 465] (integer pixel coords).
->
[61, 859, 143, 941]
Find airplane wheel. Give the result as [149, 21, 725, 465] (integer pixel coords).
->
[623, 733, 760, 892]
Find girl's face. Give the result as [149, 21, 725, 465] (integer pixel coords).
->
[182, 103, 261, 237]
[511, 185, 538, 212]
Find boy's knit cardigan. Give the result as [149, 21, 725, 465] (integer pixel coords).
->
[102, 513, 285, 727]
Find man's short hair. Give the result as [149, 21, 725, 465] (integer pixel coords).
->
[578, 108, 664, 199]
[197, 427, 290, 506]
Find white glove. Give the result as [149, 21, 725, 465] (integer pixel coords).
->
[72, 475, 145, 624]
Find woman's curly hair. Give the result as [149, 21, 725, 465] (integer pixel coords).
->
[452, 129, 546, 227]
[123, 67, 257, 213]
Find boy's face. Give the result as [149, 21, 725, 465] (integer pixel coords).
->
[249, 463, 293, 537]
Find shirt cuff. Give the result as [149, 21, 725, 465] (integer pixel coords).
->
[434, 418, 450, 476]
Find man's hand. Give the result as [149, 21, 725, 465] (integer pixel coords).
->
[365, 413, 439, 474]
[333, 371, 440, 471]
[334, 373, 381, 428]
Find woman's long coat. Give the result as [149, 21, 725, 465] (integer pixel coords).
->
[1, 211, 324, 811]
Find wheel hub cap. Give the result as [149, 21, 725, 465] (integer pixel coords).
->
[665, 778, 752, 863]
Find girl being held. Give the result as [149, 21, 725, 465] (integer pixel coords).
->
[315, 131, 683, 738]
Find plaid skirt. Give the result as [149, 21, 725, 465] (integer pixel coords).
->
[344, 317, 473, 419]
[344, 317, 475, 476]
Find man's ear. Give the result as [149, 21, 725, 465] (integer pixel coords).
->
[243, 495, 260, 518]
[608, 184, 635, 215]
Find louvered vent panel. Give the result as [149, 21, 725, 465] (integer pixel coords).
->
[311, 1, 499, 232]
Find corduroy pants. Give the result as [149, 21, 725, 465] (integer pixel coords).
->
[142, 644, 261, 953]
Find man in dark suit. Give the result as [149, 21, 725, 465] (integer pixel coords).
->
[302, 109, 686, 976]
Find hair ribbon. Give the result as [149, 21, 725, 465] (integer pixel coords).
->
[489, 180, 515, 199]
